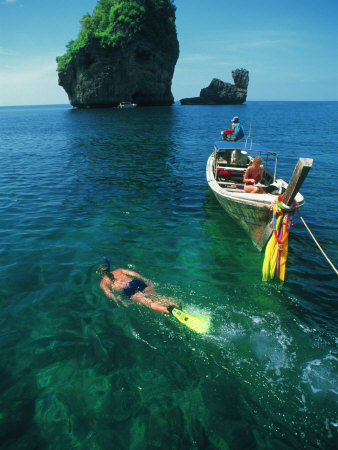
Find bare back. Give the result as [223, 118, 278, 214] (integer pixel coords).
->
[100, 268, 145, 294]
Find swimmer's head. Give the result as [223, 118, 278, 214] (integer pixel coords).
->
[96, 264, 110, 276]
[96, 256, 113, 278]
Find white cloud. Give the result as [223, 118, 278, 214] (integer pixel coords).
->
[0, 59, 68, 106]
[3, 0, 18, 4]
[239, 39, 292, 49]
[0, 63, 53, 83]
[177, 53, 216, 63]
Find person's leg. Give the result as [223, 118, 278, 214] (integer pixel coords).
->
[143, 286, 179, 307]
[155, 296, 180, 308]
[130, 292, 170, 313]
[244, 185, 255, 193]
[244, 185, 265, 194]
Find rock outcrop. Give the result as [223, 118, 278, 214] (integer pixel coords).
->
[180, 69, 249, 105]
[57, 0, 179, 108]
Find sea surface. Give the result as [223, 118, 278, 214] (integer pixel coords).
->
[0, 101, 337, 449]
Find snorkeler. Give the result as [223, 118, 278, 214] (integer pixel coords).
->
[96, 258, 211, 333]
[96, 258, 180, 314]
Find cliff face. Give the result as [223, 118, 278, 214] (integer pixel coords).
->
[57, 0, 179, 107]
[180, 69, 249, 105]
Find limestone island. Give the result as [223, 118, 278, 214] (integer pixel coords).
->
[56, 0, 179, 108]
[180, 69, 249, 105]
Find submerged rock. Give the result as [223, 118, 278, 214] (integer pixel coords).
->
[180, 68, 249, 105]
[57, 0, 179, 108]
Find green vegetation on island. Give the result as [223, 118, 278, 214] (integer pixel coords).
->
[56, 0, 177, 72]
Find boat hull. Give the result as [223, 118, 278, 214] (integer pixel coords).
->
[210, 186, 273, 251]
[206, 150, 304, 251]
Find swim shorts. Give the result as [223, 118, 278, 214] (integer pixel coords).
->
[123, 279, 148, 298]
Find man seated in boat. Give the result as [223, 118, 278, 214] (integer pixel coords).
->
[231, 116, 244, 141]
[243, 156, 266, 193]
[97, 259, 180, 314]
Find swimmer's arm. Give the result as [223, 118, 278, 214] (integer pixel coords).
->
[101, 282, 119, 304]
[102, 289, 128, 307]
[116, 295, 128, 307]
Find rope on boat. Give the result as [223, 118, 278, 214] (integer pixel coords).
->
[299, 215, 338, 276]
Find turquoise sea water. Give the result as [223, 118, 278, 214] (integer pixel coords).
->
[0, 102, 337, 449]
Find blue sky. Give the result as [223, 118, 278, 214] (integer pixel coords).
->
[0, 0, 337, 106]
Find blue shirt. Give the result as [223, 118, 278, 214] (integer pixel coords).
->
[233, 123, 244, 141]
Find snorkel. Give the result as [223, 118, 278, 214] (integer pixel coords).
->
[96, 256, 112, 277]
[103, 256, 110, 270]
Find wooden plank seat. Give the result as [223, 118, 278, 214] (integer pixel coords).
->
[217, 181, 245, 190]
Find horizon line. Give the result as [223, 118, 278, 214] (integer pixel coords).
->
[1, 100, 337, 108]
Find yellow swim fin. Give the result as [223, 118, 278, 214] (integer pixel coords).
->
[169, 307, 210, 334]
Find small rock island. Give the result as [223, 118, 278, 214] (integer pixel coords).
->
[56, 0, 179, 108]
[180, 69, 249, 105]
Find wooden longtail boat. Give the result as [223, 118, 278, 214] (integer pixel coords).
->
[206, 140, 305, 251]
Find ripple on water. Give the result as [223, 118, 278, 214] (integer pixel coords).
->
[302, 352, 338, 395]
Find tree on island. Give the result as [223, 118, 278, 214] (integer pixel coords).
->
[56, 0, 178, 72]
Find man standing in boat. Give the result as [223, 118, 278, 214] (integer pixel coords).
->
[231, 116, 244, 141]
